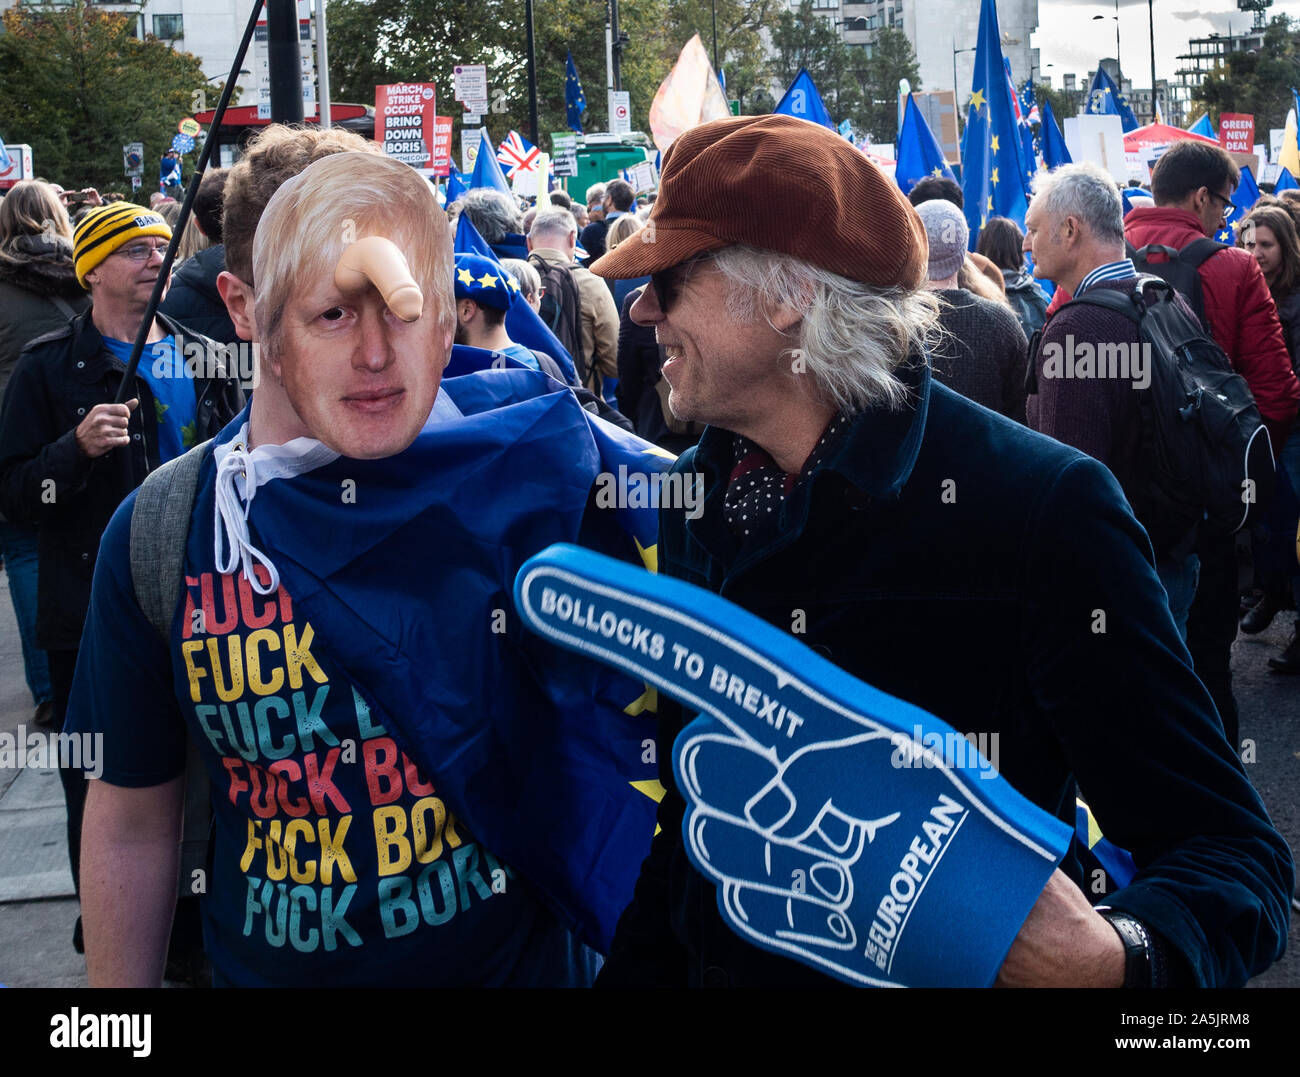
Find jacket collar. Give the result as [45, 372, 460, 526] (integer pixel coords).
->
[69, 306, 230, 382]
[691, 355, 932, 503]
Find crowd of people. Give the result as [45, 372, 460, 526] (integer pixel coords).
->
[0, 116, 1293, 989]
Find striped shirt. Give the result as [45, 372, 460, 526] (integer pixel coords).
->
[1075, 258, 1138, 297]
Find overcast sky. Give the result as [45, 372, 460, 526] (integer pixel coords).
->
[1035, 0, 1300, 88]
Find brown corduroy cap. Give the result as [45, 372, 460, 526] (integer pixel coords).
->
[591, 114, 928, 290]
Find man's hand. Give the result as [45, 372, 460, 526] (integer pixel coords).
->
[75, 399, 138, 458]
[995, 868, 1125, 987]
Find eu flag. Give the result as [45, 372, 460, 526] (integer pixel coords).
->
[240, 370, 675, 952]
[1040, 99, 1072, 169]
[566, 50, 587, 134]
[1187, 113, 1217, 140]
[454, 212, 579, 383]
[961, 0, 1029, 242]
[895, 94, 955, 195]
[773, 69, 836, 131]
[1216, 165, 1260, 245]
[469, 129, 513, 196]
[1275, 167, 1298, 194]
[1085, 66, 1139, 133]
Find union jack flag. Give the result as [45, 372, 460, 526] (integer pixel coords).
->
[496, 130, 540, 178]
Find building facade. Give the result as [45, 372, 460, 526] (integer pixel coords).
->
[811, 0, 1040, 105]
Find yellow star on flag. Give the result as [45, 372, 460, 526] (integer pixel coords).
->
[990, 134, 999, 152]
[990, 167, 999, 186]
[931, 166, 944, 177]
[969, 88, 986, 112]
[987, 195, 993, 212]
[630, 779, 667, 835]
[505, 275, 520, 291]
[477, 272, 498, 288]
[457, 268, 475, 286]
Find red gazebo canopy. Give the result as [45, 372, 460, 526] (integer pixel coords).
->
[1123, 123, 1218, 154]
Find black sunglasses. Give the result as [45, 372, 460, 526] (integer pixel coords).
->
[651, 255, 712, 312]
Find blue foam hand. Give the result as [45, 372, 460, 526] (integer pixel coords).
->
[514, 544, 1072, 987]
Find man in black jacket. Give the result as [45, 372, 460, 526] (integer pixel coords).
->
[589, 115, 1292, 988]
[0, 201, 244, 952]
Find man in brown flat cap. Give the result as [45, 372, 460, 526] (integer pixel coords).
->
[590, 115, 1292, 988]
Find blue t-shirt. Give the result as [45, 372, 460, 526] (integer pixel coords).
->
[500, 342, 541, 371]
[67, 405, 599, 987]
[102, 335, 197, 463]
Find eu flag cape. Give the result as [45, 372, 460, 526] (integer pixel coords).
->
[238, 367, 674, 952]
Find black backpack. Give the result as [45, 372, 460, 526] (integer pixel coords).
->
[528, 253, 588, 384]
[1063, 277, 1274, 555]
[1126, 237, 1227, 333]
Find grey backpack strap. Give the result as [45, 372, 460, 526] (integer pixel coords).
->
[129, 439, 215, 897]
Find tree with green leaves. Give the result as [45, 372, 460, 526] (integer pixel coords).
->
[1195, 14, 1300, 136]
[767, 0, 865, 125]
[657, 0, 776, 113]
[328, 0, 681, 157]
[0, 1, 216, 192]
[1031, 81, 1080, 133]
[850, 27, 921, 145]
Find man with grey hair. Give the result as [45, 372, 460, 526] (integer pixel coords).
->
[1023, 161, 1201, 637]
[458, 188, 528, 260]
[589, 116, 1291, 987]
[527, 206, 619, 396]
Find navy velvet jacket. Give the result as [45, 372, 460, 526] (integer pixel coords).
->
[599, 359, 1293, 988]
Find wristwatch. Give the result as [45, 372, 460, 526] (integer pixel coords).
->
[1096, 908, 1155, 988]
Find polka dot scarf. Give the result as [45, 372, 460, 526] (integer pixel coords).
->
[723, 414, 851, 541]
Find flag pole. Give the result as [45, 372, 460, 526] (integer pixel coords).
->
[525, 0, 539, 146]
[114, 0, 266, 404]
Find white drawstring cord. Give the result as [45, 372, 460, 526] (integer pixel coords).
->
[213, 445, 281, 595]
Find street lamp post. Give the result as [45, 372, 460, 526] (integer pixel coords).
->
[711, 0, 720, 74]
[953, 40, 977, 110]
[1092, 0, 1121, 72]
[1148, 0, 1158, 124]
[525, 0, 539, 146]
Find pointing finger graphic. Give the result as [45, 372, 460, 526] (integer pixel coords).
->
[514, 544, 1073, 987]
